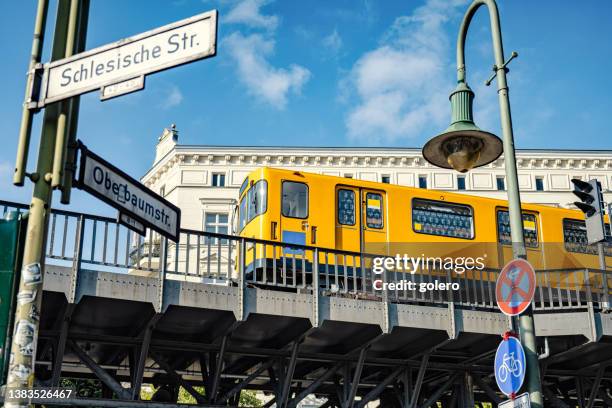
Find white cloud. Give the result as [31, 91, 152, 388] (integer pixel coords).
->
[223, 0, 311, 109]
[224, 32, 310, 109]
[0, 161, 11, 181]
[322, 29, 343, 55]
[161, 85, 183, 109]
[345, 0, 468, 142]
[225, 0, 278, 30]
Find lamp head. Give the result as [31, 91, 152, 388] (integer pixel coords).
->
[422, 82, 502, 172]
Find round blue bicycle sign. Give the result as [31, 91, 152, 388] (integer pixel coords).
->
[494, 336, 526, 396]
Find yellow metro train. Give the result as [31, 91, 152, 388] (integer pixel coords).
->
[235, 167, 610, 275]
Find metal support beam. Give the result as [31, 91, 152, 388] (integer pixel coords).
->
[209, 333, 229, 403]
[68, 340, 130, 400]
[418, 372, 460, 408]
[263, 397, 277, 408]
[355, 366, 404, 408]
[471, 374, 502, 404]
[585, 364, 605, 408]
[218, 359, 276, 404]
[51, 307, 72, 386]
[278, 338, 302, 408]
[150, 351, 206, 404]
[409, 354, 429, 408]
[288, 363, 343, 408]
[542, 385, 570, 408]
[0, 396, 215, 408]
[461, 371, 474, 408]
[130, 315, 159, 400]
[345, 345, 368, 407]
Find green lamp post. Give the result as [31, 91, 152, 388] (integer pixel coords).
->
[421, 0, 543, 406]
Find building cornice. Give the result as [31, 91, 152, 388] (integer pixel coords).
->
[142, 144, 612, 186]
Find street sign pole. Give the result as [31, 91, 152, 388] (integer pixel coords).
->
[5, 2, 86, 407]
[13, 0, 48, 187]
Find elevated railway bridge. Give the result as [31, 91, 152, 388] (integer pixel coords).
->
[1, 200, 612, 407]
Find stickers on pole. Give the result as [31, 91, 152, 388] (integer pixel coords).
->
[499, 392, 531, 408]
[495, 335, 526, 397]
[496, 258, 536, 316]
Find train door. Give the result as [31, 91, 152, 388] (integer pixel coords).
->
[335, 186, 360, 252]
[361, 189, 388, 255]
[280, 179, 312, 250]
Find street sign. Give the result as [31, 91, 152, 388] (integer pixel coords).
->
[496, 258, 536, 316]
[118, 212, 146, 236]
[499, 392, 531, 408]
[100, 76, 145, 101]
[495, 336, 526, 397]
[76, 142, 180, 241]
[32, 10, 217, 107]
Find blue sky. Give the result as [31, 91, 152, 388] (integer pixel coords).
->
[1, 0, 612, 215]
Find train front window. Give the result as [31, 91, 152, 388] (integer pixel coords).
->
[497, 210, 538, 248]
[337, 189, 355, 225]
[282, 181, 308, 219]
[412, 198, 473, 239]
[365, 193, 383, 229]
[239, 180, 267, 231]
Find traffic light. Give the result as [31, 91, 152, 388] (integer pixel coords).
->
[571, 178, 606, 244]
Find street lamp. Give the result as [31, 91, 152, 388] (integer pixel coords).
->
[422, 82, 502, 173]
[421, 0, 544, 406]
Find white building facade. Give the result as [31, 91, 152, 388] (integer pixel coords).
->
[142, 126, 612, 235]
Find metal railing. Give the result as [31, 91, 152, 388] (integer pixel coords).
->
[2, 200, 610, 312]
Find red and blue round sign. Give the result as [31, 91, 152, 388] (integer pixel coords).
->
[496, 258, 536, 316]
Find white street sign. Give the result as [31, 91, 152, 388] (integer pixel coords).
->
[77, 143, 180, 241]
[100, 76, 145, 101]
[118, 212, 146, 236]
[499, 392, 531, 408]
[37, 10, 217, 106]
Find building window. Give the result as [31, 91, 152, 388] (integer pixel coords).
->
[344, 173, 354, 179]
[282, 181, 308, 219]
[496, 176, 505, 191]
[212, 173, 226, 187]
[535, 177, 544, 191]
[337, 189, 355, 226]
[418, 176, 427, 189]
[381, 175, 391, 184]
[457, 176, 466, 191]
[412, 198, 474, 239]
[159, 185, 166, 197]
[204, 212, 229, 244]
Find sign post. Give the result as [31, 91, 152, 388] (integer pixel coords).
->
[9, 8, 216, 406]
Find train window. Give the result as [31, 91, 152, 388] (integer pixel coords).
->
[239, 180, 267, 231]
[239, 198, 247, 231]
[282, 181, 308, 219]
[563, 219, 612, 256]
[365, 193, 383, 229]
[497, 210, 538, 248]
[239, 177, 249, 198]
[412, 198, 474, 239]
[337, 189, 355, 225]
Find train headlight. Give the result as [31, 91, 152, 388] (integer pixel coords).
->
[422, 82, 502, 172]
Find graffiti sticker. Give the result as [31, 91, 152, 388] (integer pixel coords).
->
[22, 263, 42, 286]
